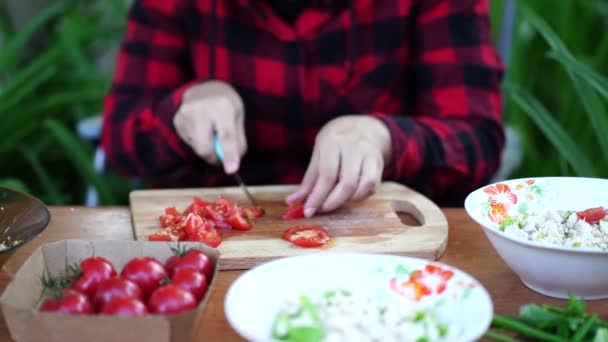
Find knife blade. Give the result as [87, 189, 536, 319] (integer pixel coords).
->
[213, 135, 259, 206]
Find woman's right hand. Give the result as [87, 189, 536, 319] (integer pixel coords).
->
[174, 80, 247, 174]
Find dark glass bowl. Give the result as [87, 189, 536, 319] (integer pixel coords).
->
[0, 187, 51, 266]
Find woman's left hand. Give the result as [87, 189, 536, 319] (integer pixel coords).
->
[286, 115, 392, 218]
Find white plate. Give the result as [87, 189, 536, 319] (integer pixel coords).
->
[225, 253, 492, 342]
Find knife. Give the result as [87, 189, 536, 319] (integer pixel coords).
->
[213, 135, 259, 206]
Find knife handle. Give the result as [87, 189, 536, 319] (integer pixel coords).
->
[213, 135, 224, 162]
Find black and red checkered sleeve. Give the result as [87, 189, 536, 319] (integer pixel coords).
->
[373, 0, 505, 203]
[101, 0, 197, 178]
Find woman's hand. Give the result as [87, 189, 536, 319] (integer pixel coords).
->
[173, 80, 246, 174]
[286, 115, 392, 217]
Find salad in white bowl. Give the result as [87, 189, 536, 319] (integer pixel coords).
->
[225, 253, 492, 342]
[465, 177, 608, 299]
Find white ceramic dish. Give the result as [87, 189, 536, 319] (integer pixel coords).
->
[225, 253, 492, 342]
[465, 177, 608, 299]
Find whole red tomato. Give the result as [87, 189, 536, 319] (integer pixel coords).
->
[101, 296, 148, 316]
[171, 269, 208, 301]
[40, 289, 93, 314]
[70, 257, 117, 299]
[93, 277, 142, 312]
[120, 257, 168, 298]
[165, 248, 213, 278]
[147, 284, 197, 314]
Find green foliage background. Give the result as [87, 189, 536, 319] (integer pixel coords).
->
[0, 0, 606, 206]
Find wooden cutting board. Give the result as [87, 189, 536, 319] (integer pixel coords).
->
[129, 182, 448, 270]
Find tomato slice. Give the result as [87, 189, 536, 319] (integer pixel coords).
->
[282, 204, 305, 220]
[160, 207, 183, 228]
[185, 197, 210, 216]
[192, 225, 222, 248]
[283, 226, 330, 248]
[242, 206, 265, 219]
[225, 210, 253, 230]
[149, 230, 178, 241]
[576, 207, 607, 223]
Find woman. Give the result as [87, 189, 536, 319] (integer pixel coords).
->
[102, 0, 504, 217]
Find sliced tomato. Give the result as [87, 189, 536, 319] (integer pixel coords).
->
[160, 207, 182, 228]
[185, 197, 210, 217]
[282, 204, 305, 220]
[149, 230, 178, 242]
[242, 206, 265, 219]
[184, 215, 215, 240]
[283, 226, 330, 248]
[225, 210, 252, 230]
[199, 197, 233, 229]
[576, 207, 607, 223]
[192, 225, 223, 248]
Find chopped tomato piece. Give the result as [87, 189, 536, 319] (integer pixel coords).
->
[242, 206, 265, 219]
[149, 230, 178, 242]
[225, 211, 252, 230]
[576, 207, 607, 223]
[282, 204, 305, 220]
[160, 207, 182, 228]
[154, 195, 264, 245]
[192, 226, 222, 248]
[283, 226, 330, 248]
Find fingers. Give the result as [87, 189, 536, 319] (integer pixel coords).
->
[286, 149, 319, 206]
[351, 155, 382, 201]
[303, 143, 340, 218]
[174, 109, 219, 165]
[320, 147, 363, 212]
[191, 115, 219, 165]
[236, 111, 248, 159]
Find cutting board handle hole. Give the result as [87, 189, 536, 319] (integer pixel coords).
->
[391, 201, 424, 227]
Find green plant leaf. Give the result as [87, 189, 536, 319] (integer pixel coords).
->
[517, 0, 569, 54]
[0, 46, 60, 101]
[0, 178, 30, 193]
[21, 147, 63, 204]
[58, 11, 94, 75]
[547, 52, 608, 101]
[0, 1, 65, 75]
[503, 82, 598, 177]
[0, 4, 14, 42]
[43, 119, 116, 205]
[566, 73, 608, 163]
[0, 66, 58, 115]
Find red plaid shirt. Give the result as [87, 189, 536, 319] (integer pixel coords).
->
[102, 0, 504, 205]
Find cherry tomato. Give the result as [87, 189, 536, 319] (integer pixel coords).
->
[165, 248, 214, 278]
[40, 289, 93, 314]
[120, 257, 168, 298]
[70, 256, 117, 299]
[147, 284, 197, 314]
[93, 277, 143, 312]
[101, 296, 148, 316]
[283, 226, 330, 248]
[171, 269, 208, 301]
[282, 204, 305, 220]
[242, 206, 265, 219]
[576, 207, 607, 223]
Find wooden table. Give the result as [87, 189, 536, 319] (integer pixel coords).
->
[0, 207, 606, 341]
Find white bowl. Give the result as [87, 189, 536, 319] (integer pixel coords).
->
[225, 253, 492, 342]
[465, 177, 608, 299]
